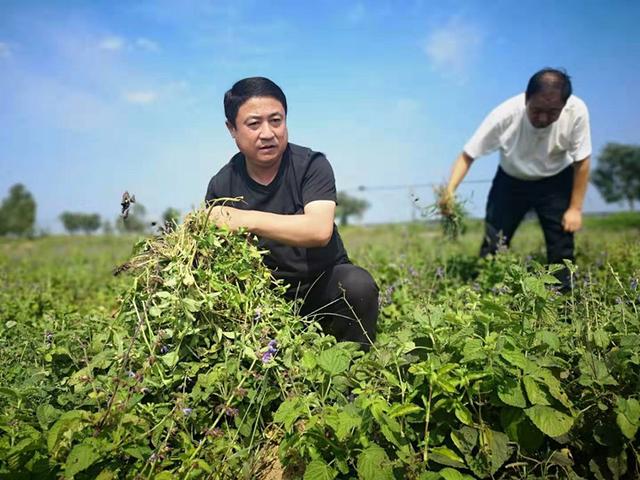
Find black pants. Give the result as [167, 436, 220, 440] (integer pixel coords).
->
[285, 264, 379, 350]
[481, 167, 574, 286]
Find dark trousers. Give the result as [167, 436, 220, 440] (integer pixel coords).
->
[481, 166, 574, 285]
[286, 264, 379, 350]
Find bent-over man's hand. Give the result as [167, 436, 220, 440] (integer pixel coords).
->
[438, 188, 455, 217]
[562, 207, 582, 232]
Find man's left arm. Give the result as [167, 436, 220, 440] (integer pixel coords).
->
[207, 201, 335, 248]
[562, 156, 590, 232]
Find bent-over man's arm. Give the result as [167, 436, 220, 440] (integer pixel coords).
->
[446, 151, 475, 195]
[208, 200, 335, 248]
[562, 156, 590, 232]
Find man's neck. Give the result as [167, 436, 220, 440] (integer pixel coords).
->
[246, 157, 282, 186]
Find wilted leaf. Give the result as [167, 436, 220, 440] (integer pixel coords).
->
[481, 428, 512, 474]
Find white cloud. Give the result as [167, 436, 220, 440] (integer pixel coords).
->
[424, 18, 484, 81]
[99, 35, 161, 53]
[99, 36, 125, 51]
[0, 42, 12, 58]
[135, 37, 160, 52]
[124, 90, 158, 104]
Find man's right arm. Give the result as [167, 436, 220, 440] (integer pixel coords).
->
[446, 151, 474, 195]
[441, 99, 510, 208]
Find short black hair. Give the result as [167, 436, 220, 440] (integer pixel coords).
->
[224, 77, 288, 127]
[525, 68, 572, 103]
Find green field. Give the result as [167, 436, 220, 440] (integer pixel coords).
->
[1, 212, 639, 479]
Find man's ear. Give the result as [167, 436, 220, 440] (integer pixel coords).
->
[225, 120, 236, 139]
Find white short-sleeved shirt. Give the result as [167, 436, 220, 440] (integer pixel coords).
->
[463, 93, 591, 180]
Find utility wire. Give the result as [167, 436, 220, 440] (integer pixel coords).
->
[342, 179, 493, 192]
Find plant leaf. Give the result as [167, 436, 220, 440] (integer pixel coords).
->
[273, 398, 306, 431]
[525, 405, 574, 438]
[497, 377, 527, 408]
[317, 347, 351, 376]
[65, 441, 101, 477]
[357, 444, 394, 480]
[304, 459, 337, 480]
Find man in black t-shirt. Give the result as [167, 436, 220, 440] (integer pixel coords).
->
[205, 77, 378, 349]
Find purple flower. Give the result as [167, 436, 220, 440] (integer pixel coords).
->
[631, 278, 638, 291]
[225, 406, 239, 417]
[182, 407, 193, 416]
[435, 267, 445, 279]
[408, 266, 418, 278]
[159, 345, 169, 354]
[261, 339, 278, 363]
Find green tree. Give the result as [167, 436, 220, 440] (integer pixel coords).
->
[60, 212, 81, 234]
[103, 220, 114, 235]
[80, 213, 101, 234]
[0, 184, 37, 236]
[162, 207, 181, 225]
[60, 212, 102, 234]
[116, 203, 148, 233]
[336, 191, 370, 227]
[592, 143, 640, 211]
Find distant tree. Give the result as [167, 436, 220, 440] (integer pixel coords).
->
[80, 214, 101, 234]
[60, 212, 81, 234]
[592, 143, 640, 211]
[0, 184, 37, 236]
[60, 212, 102, 234]
[336, 191, 370, 227]
[116, 203, 148, 233]
[162, 207, 181, 225]
[103, 220, 114, 235]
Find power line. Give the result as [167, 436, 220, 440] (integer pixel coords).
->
[342, 179, 493, 192]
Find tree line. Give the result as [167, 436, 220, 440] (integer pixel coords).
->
[0, 185, 181, 237]
[1, 142, 638, 237]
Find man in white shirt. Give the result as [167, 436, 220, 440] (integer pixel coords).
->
[443, 68, 591, 289]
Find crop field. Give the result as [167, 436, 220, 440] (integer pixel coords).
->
[1, 213, 639, 479]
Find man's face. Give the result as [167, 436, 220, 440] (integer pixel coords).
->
[526, 91, 566, 129]
[227, 96, 288, 168]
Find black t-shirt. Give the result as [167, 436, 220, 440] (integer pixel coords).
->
[205, 143, 350, 285]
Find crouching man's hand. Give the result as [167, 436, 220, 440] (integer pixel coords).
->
[562, 207, 582, 233]
[208, 205, 252, 231]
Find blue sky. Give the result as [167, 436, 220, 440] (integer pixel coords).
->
[1, 0, 639, 229]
